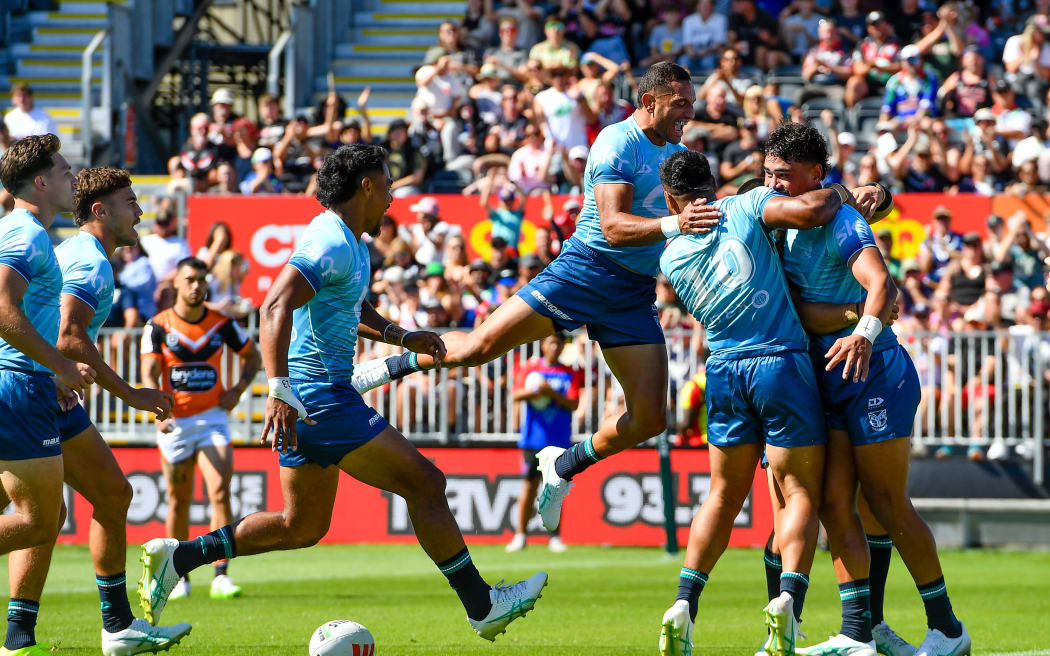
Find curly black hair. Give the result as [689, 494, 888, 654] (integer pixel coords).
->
[315, 144, 388, 209]
[659, 149, 716, 202]
[0, 133, 61, 196]
[763, 121, 829, 176]
[637, 62, 692, 104]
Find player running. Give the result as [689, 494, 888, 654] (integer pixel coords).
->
[351, 62, 721, 532]
[0, 135, 96, 655]
[755, 122, 970, 656]
[140, 255, 261, 602]
[138, 144, 547, 640]
[653, 147, 880, 656]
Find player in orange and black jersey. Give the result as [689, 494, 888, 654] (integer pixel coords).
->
[141, 257, 260, 601]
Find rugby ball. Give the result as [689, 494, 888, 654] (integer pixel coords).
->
[309, 620, 374, 656]
[525, 371, 550, 410]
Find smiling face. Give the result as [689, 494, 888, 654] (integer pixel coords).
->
[644, 80, 696, 144]
[763, 154, 824, 196]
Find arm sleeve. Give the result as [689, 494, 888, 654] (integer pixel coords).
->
[220, 317, 252, 353]
[0, 222, 46, 283]
[60, 256, 104, 311]
[829, 209, 877, 265]
[286, 230, 347, 292]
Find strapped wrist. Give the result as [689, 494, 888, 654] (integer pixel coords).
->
[853, 314, 882, 344]
[661, 214, 681, 239]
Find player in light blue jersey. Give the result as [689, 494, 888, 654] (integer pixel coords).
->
[138, 145, 548, 642]
[350, 63, 722, 533]
[654, 149, 877, 656]
[0, 135, 96, 656]
[761, 123, 968, 656]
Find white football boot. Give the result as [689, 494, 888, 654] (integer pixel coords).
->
[548, 535, 568, 553]
[210, 574, 243, 599]
[535, 446, 572, 532]
[101, 618, 192, 655]
[763, 592, 802, 656]
[505, 533, 526, 552]
[913, 623, 970, 656]
[795, 634, 877, 656]
[659, 599, 693, 656]
[872, 622, 917, 656]
[138, 538, 181, 625]
[468, 572, 547, 641]
[167, 579, 189, 600]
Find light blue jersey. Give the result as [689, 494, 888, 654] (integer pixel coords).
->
[574, 116, 686, 276]
[55, 231, 114, 342]
[0, 209, 62, 373]
[660, 186, 808, 358]
[286, 210, 370, 381]
[783, 205, 897, 355]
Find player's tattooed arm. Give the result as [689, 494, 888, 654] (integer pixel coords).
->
[360, 300, 447, 362]
[596, 183, 721, 246]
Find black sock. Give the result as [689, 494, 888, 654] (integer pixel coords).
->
[554, 437, 601, 480]
[437, 548, 491, 621]
[96, 572, 134, 633]
[5, 598, 38, 649]
[215, 560, 229, 577]
[918, 577, 962, 638]
[386, 352, 424, 379]
[675, 567, 708, 622]
[763, 547, 782, 602]
[780, 572, 810, 622]
[867, 534, 892, 627]
[172, 524, 237, 578]
[839, 578, 873, 643]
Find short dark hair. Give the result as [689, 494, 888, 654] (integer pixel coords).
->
[315, 144, 388, 208]
[175, 256, 208, 274]
[764, 121, 830, 176]
[736, 177, 765, 195]
[637, 62, 692, 104]
[0, 133, 61, 196]
[73, 167, 132, 226]
[659, 149, 715, 201]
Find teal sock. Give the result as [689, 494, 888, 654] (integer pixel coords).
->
[96, 572, 134, 633]
[5, 598, 38, 649]
[763, 547, 782, 602]
[839, 578, 873, 642]
[780, 571, 809, 622]
[918, 577, 962, 638]
[554, 437, 602, 480]
[675, 567, 708, 622]
[437, 548, 491, 621]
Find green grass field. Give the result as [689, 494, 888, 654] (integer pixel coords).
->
[6, 544, 1049, 654]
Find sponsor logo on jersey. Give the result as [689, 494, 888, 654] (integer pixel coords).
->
[169, 364, 219, 392]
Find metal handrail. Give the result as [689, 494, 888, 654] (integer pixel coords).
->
[81, 27, 109, 165]
[267, 30, 294, 121]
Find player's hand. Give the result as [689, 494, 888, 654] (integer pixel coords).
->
[129, 387, 175, 421]
[260, 396, 315, 455]
[218, 387, 243, 412]
[887, 302, 900, 326]
[52, 376, 79, 412]
[155, 418, 176, 434]
[53, 359, 95, 400]
[403, 330, 446, 366]
[825, 334, 872, 382]
[678, 199, 722, 235]
[849, 185, 883, 220]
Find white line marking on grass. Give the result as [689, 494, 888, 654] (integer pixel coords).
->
[982, 650, 1050, 656]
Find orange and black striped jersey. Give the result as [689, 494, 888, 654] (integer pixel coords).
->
[141, 307, 252, 418]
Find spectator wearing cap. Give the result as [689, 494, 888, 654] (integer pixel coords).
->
[919, 205, 962, 282]
[528, 19, 580, 73]
[1003, 14, 1050, 103]
[964, 107, 1010, 176]
[802, 19, 852, 100]
[697, 47, 754, 108]
[690, 85, 741, 156]
[588, 83, 633, 143]
[823, 124, 857, 186]
[875, 228, 902, 281]
[470, 64, 504, 127]
[641, 6, 685, 67]
[880, 44, 940, 128]
[994, 213, 1050, 290]
[938, 47, 991, 121]
[991, 79, 1032, 146]
[239, 147, 283, 194]
[419, 261, 451, 309]
[256, 93, 287, 149]
[727, 0, 788, 71]
[207, 88, 239, 160]
[983, 214, 1005, 262]
[941, 231, 988, 308]
[890, 129, 950, 192]
[480, 175, 526, 251]
[273, 113, 320, 193]
[386, 238, 421, 287]
[3, 83, 56, 139]
[403, 196, 461, 266]
[781, 0, 822, 60]
[460, 258, 494, 325]
[557, 144, 589, 193]
[484, 17, 530, 86]
[1012, 117, 1050, 170]
[718, 119, 763, 194]
[534, 66, 594, 151]
[681, 0, 728, 72]
[900, 258, 932, 310]
[175, 112, 220, 192]
[578, 52, 627, 107]
[508, 123, 554, 194]
[846, 11, 901, 108]
[514, 253, 545, 292]
[990, 258, 1031, 324]
[383, 119, 426, 197]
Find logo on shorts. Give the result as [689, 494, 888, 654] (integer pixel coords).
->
[529, 290, 572, 321]
[42, 436, 59, 447]
[867, 397, 884, 408]
[868, 409, 888, 431]
[368, 413, 382, 427]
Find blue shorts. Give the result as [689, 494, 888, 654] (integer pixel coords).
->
[278, 380, 389, 468]
[516, 238, 663, 346]
[816, 344, 920, 446]
[0, 370, 61, 461]
[705, 351, 826, 449]
[57, 403, 93, 442]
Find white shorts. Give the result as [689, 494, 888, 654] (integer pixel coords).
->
[157, 406, 231, 464]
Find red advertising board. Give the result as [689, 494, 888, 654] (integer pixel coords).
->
[56, 447, 772, 548]
[187, 192, 1035, 307]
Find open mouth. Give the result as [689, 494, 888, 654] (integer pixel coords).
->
[673, 119, 687, 138]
